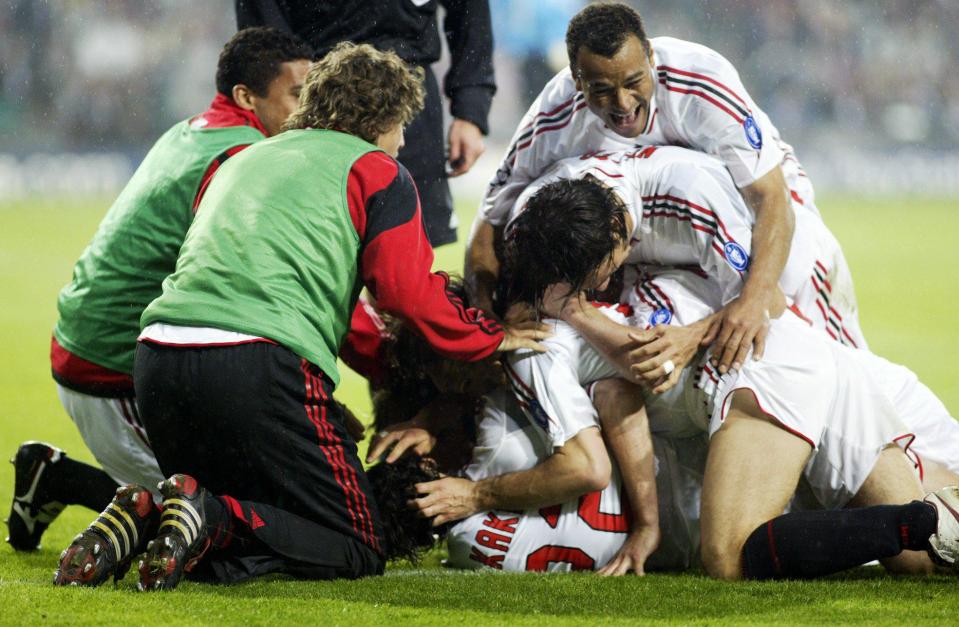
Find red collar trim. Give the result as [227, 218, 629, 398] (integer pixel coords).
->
[189, 93, 268, 135]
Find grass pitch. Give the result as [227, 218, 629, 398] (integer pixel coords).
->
[1, 194, 958, 625]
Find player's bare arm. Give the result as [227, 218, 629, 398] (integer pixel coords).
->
[465, 217, 503, 314]
[711, 166, 795, 373]
[591, 379, 660, 576]
[544, 285, 716, 393]
[412, 426, 611, 526]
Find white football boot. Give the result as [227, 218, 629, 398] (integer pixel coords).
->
[923, 486, 959, 568]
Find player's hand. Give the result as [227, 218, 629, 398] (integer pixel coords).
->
[412, 477, 479, 526]
[710, 295, 771, 374]
[496, 320, 552, 353]
[447, 119, 485, 177]
[597, 523, 661, 576]
[366, 421, 436, 464]
[626, 323, 705, 393]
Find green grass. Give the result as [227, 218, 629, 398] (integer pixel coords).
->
[0, 194, 957, 625]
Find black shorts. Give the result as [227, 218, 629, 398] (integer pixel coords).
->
[398, 65, 457, 247]
[134, 340, 383, 581]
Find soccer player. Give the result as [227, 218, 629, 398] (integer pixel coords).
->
[55, 42, 546, 591]
[7, 27, 312, 553]
[498, 178, 959, 580]
[500, 145, 863, 390]
[466, 2, 840, 375]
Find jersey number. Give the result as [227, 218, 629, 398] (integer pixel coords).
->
[525, 545, 594, 571]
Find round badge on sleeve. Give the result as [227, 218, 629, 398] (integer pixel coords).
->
[724, 241, 750, 271]
[743, 115, 763, 150]
[650, 307, 673, 326]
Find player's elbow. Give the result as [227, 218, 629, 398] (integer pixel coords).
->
[577, 457, 611, 494]
[572, 445, 611, 493]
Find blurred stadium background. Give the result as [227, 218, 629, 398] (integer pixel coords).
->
[2, 0, 959, 198]
[1, 2, 959, 621]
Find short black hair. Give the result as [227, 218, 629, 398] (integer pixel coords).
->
[367, 455, 449, 563]
[566, 2, 651, 66]
[215, 27, 312, 97]
[504, 178, 628, 308]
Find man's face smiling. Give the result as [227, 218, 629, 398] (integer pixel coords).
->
[573, 35, 655, 138]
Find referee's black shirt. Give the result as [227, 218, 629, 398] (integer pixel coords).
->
[235, 0, 495, 133]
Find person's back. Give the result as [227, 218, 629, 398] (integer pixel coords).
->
[142, 129, 378, 384]
[9, 27, 311, 558]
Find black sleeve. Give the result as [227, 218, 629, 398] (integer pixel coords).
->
[235, 0, 294, 31]
[439, 0, 496, 134]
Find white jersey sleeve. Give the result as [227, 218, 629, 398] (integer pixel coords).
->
[650, 37, 785, 188]
[627, 148, 758, 306]
[503, 312, 621, 451]
[479, 69, 634, 227]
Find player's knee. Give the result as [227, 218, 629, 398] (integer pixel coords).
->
[881, 551, 936, 576]
[591, 378, 644, 423]
[700, 528, 748, 581]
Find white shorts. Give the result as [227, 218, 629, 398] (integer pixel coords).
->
[708, 313, 909, 509]
[56, 384, 164, 494]
[868, 358, 959, 477]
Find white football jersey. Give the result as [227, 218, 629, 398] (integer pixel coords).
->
[447, 387, 705, 572]
[506, 146, 866, 348]
[481, 36, 814, 228]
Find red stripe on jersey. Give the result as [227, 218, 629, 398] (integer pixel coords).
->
[513, 101, 589, 155]
[790, 190, 805, 206]
[642, 108, 658, 135]
[788, 304, 813, 326]
[643, 194, 737, 243]
[586, 166, 624, 179]
[522, 95, 578, 130]
[658, 81, 745, 124]
[646, 279, 675, 312]
[657, 65, 749, 107]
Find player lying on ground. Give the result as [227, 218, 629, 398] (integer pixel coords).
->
[468, 2, 838, 371]
[498, 178, 959, 579]
[498, 144, 863, 396]
[54, 42, 547, 592]
[367, 307, 705, 574]
[7, 27, 313, 553]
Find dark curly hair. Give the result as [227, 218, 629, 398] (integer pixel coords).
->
[566, 2, 651, 66]
[367, 455, 450, 563]
[503, 177, 628, 310]
[215, 27, 312, 97]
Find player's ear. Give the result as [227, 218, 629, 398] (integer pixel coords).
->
[572, 67, 584, 93]
[231, 84, 256, 112]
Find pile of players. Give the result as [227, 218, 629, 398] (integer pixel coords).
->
[7, 4, 959, 590]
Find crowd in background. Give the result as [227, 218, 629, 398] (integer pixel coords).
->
[1, 0, 958, 180]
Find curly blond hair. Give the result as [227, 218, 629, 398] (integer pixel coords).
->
[284, 42, 425, 143]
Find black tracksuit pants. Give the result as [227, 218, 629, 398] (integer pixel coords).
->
[134, 340, 384, 583]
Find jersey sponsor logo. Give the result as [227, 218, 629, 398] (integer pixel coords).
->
[744, 115, 763, 149]
[724, 241, 750, 271]
[650, 307, 672, 326]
